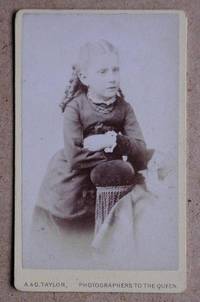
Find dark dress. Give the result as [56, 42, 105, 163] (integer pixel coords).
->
[35, 92, 147, 219]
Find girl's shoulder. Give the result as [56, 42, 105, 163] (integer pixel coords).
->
[64, 93, 88, 112]
[116, 96, 133, 111]
[64, 93, 134, 115]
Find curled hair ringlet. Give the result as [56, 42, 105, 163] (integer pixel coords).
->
[59, 63, 88, 112]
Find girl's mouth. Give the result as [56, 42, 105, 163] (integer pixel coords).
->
[107, 86, 117, 90]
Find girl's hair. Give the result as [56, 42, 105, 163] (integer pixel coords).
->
[60, 39, 125, 112]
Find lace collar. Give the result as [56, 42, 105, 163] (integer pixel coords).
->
[87, 89, 117, 106]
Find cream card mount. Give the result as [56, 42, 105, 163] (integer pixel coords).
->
[15, 9, 187, 293]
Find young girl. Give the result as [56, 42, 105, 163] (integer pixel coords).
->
[34, 39, 148, 223]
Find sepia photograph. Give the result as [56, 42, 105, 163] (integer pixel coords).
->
[15, 10, 186, 292]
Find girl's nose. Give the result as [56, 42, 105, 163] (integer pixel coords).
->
[107, 71, 117, 83]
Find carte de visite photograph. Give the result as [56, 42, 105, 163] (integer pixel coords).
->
[15, 9, 187, 292]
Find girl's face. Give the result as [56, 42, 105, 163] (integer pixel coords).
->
[81, 52, 120, 100]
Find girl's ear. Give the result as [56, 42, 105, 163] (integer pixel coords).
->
[79, 72, 88, 86]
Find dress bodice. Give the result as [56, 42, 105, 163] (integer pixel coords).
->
[68, 93, 127, 137]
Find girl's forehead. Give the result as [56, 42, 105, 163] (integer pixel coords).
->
[88, 53, 119, 69]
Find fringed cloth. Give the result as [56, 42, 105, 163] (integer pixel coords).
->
[95, 185, 133, 234]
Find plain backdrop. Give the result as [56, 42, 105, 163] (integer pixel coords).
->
[21, 12, 179, 268]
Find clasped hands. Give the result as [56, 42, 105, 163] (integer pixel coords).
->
[83, 131, 117, 153]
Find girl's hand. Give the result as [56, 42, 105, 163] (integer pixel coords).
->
[104, 131, 117, 153]
[83, 131, 117, 152]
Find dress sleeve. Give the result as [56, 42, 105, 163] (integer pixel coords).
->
[116, 102, 148, 171]
[63, 104, 107, 170]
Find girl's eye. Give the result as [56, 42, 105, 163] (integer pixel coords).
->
[99, 69, 107, 74]
[113, 67, 119, 72]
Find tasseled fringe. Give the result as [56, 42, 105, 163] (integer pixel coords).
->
[95, 185, 133, 234]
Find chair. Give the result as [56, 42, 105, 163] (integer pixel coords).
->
[90, 150, 154, 234]
[90, 160, 135, 234]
